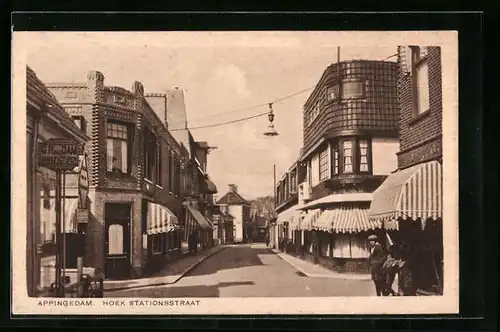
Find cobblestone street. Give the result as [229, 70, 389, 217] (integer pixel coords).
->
[109, 244, 375, 297]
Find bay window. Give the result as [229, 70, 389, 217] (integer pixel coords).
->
[106, 122, 131, 174]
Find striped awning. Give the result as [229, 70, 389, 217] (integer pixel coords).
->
[301, 209, 322, 231]
[41, 197, 80, 234]
[276, 205, 298, 224]
[187, 205, 212, 230]
[313, 203, 380, 233]
[146, 202, 179, 235]
[368, 160, 443, 230]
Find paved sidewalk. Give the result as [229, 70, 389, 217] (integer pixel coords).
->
[104, 246, 226, 293]
[273, 250, 371, 281]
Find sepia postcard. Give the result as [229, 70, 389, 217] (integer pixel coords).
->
[11, 30, 459, 315]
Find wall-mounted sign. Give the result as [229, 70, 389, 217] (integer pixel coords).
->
[78, 153, 89, 209]
[38, 139, 84, 171]
[76, 209, 89, 224]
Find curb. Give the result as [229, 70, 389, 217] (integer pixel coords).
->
[105, 246, 227, 293]
[274, 251, 372, 281]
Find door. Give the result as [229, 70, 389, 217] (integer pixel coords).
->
[104, 203, 131, 279]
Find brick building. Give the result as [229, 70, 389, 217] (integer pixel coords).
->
[275, 60, 400, 274]
[149, 88, 218, 252]
[46, 71, 188, 279]
[368, 46, 443, 295]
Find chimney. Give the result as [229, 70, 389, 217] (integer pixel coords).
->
[166, 88, 188, 130]
[228, 184, 238, 193]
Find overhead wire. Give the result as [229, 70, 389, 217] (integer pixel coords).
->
[172, 52, 398, 132]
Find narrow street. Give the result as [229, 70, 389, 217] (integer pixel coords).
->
[109, 244, 375, 297]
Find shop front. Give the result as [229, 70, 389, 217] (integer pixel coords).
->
[368, 160, 443, 295]
[184, 204, 213, 251]
[142, 199, 181, 275]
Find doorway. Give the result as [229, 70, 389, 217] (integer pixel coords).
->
[104, 203, 131, 279]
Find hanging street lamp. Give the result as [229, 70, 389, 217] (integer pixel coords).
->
[263, 102, 279, 137]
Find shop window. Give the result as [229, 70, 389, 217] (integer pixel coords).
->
[342, 81, 364, 99]
[108, 224, 124, 255]
[342, 141, 354, 173]
[151, 234, 163, 254]
[412, 46, 430, 115]
[319, 148, 329, 181]
[106, 122, 131, 174]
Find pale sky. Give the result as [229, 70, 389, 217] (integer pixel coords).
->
[20, 32, 398, 200]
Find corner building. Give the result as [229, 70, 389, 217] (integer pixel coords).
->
[276, 60, 400, 274]
[47, 71, 186, 279]
[368, 46, 444, 295]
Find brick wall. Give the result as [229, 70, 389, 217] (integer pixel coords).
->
[397, 47, 443, 161]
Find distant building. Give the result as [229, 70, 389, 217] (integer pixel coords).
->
[216, 185, 251, 243]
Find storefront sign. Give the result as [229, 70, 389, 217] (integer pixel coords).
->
[38, 139, 84, 171]
[76, 209, 89, 224]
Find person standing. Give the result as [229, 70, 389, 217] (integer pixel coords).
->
[367, 234, 387, 296]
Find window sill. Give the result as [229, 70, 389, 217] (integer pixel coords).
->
[408, 109, 431, 126]
[156, 184, 163, 189]
[144, 178, 154, 184]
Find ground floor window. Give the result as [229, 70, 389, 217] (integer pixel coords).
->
[332, 233, 369, 259]
[151, 234, 163, 254]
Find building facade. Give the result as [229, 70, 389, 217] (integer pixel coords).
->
[26, 66, 90, 296]
[216, 185, 251, 243]
[275, 60, 400, 274]
[152, 88, 218, 252]
[46, 71, 186, 279]
[368, 46, 443, 295]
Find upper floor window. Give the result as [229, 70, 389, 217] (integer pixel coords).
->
[332, 145, 339, 175]
[72, 116, 86, 134]
[411, 46, 430, 115]
[327, 84, 340, 101]
[319, 148, 329, 181]
[342, 81, 364, 99]
[290, 170, 297, 193]
[359, 140, 369, 172]
[106, 122, 131, 174]
[156, 143, 162, 186]
[143, 129, 157, 181]
[309, 101, 320, 125]
[342, 141, 354, 173]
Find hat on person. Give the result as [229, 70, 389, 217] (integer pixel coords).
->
[367, 234, 378, 241]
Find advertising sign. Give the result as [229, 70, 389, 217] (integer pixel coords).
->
[38, 139, 84, 171]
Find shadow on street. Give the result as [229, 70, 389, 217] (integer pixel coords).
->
[185, 245, 272, 278]
[109, 281, 255, 298]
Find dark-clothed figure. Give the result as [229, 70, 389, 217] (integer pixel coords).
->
[398, 242, 416, 296]
[367, 234, 387, 296]
[382, 244, 403, 296]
